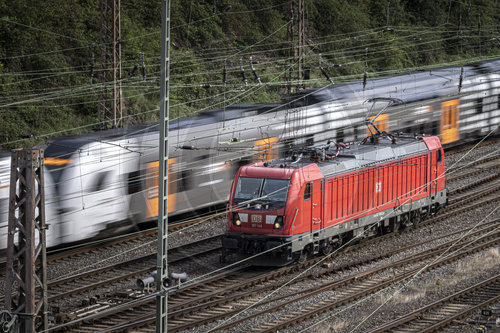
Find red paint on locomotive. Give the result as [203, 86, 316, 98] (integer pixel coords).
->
[222, 135, 447, 266]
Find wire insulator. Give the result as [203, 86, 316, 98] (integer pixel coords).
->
[130, 63, 138, 77]
[320, 66, 334, 85]
[140, 52, 146, 81]
[223, 60, 227, 86]
[458, 66, 464, 92]
[240, 59, 248, 86]
[90, 43, 95, 85]
[249, 56, 261, 85]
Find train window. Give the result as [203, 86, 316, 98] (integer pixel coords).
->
[431, 121, 439, 135]
[194, 154, 212, 161]
[127, 171, 142, 195]
[354, 126, 359, 140]
[336, 129, 344, 143]
[476, 98, 483, 114]
[0, 198, 7, 215]
[91, 171, 110, 192]
[436, 149, 442, 164]
[179, 169, 193, 192]
[261, 179, 289, 202]
[234, 177, 262, 200]
[304, 183, 311, 201]
[306, 136, 314, 147]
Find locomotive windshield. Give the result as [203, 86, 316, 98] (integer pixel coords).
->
[234, 177, 289, 210]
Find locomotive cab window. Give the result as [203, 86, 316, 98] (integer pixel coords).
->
[436, 149, 442, 164]
[234, 177, 289, 210]
[304, 182, 311, 201]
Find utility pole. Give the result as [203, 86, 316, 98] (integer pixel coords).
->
[157, 0, 170, 331]
[98, 0, 123, 129]
[4, 149, 48, 333]
[285, 0, 306, 94]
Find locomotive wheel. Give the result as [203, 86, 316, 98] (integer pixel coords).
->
[393, 219, 402, 232]
[321, 243, 333, 256]
[381, 222, 392, 234]
[297, 249, 309, 264]
[411, 210, 421, 224]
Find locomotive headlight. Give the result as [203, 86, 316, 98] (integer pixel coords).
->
[273, 216, 283, 229]
[232, 213, 241, 226]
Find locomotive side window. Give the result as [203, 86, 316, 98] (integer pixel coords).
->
[304, 183, 311, 201]
[436, 149, 442, 164]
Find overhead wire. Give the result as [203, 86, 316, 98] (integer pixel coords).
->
[206, 124, 499, 332]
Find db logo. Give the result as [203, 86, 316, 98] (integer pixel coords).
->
[375, 182, 382, 193]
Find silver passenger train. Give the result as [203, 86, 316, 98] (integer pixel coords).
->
[0, 59, 499, 249]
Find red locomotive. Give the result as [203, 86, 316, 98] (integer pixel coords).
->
[222, 132, 447, 265]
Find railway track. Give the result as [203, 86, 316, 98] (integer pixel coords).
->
[446, 153, 500, 183]
[368, 274, 500, 333]
[50, 182, 499, 332]
[59, 216, 499, 332]
[3, 138, 498, 331]
[0, 234, 223, 306]
[0, 212, 224, 277]
[222, 234, 500, 333]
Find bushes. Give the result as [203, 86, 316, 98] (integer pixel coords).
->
[0, 0, 498, 149]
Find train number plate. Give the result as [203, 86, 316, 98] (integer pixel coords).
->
[251, 215, 262, 223]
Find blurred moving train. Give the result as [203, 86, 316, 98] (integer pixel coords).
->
[0, 58, 499, 249]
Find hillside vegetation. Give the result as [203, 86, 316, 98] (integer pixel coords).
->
[0, 0, 499, 149]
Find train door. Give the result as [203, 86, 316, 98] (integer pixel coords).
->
[145, 159, 177, 219]
[253, 137, 279, 161]
[430, 150, 438, 197]
[311, 180, 322, 232]
[366, 113, 389, 136]
[440, 99, 459, 144]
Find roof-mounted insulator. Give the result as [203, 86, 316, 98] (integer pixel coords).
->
[250, 56, 261, 85]
[239, 59, 248, 86]
[458, 66, 464, 92]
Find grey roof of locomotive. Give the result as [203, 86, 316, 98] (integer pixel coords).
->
[264, 136, 430, 177]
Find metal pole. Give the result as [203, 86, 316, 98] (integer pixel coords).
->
[5, 149, 48, 332]
[156, 0, 170, 332]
